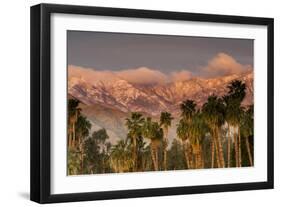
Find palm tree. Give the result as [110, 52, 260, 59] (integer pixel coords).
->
[202, 95, 225, 168]
[83, 128, 110, 174]
[177, 119, 193, 169]
[225, 99, 244, 167]
[180, 100, 196, 122]
[110, 140, 133, 173]
[224, 80, 246, 167]
[125, 112, 145, 171]
[143, 117, 163, 171]
[160, 112, 174, 170]
[177, 99, 197, 169]
[223, 96, 241, 167]
[76, 116, 91, 143]
[240, 105, 254, 166]
[75, 115, 91, 174]
[68, 99, 81, 148]
[136, 136, 148, 171]
[187, 112, 208, 169]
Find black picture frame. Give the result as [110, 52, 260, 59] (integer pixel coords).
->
[30, 3, 274, 204]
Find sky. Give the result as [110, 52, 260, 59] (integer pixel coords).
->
[67, 31, 253, 83]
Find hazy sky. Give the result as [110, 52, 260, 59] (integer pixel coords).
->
[67, 31, 253, 77]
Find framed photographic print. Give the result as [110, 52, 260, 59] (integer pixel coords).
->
[30, 3, 274, 203]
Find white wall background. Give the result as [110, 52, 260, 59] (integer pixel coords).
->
[0, 0, 279, 206]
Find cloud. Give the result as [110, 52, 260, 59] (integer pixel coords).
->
[116, 67, 168, 85]
[69, 65, 195, 85]
[69, 52, 252, 86]
[68, 65, 119, 84]
[171, 70, 192, 82]
[202, 53, 252, 77]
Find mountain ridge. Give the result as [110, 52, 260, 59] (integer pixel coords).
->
[68, 69, 253, 117]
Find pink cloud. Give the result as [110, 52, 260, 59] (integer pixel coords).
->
[171, 70, 192, 82]
[68, 53, 251, 86]
[116, 67, 169, 85]
[69, 65, 196, 85]
[202, 53, 252, 77]
[68, 65, 119, 84]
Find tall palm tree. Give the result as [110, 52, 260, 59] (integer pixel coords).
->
[240, 105, 254, 166]
[110, 140, 133, 173]
[125, 112, 145, 171]
[177, 119, 193, 169]
[202, 95, 225, 168]
[75, 115, 91, 174]
[160, 112, 174, 170]
[223, 96, 241, 167]
[180, 100, 196, 122]
[187, 112, 208, 169]
[177, 99, 197, 169]
[225, 80, 246, 167]
[143, 117, 163, 171]
[68, 99, 81, 148]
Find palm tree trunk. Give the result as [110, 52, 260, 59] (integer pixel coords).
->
[163, 147, 167, 170]
[133, 136, 137, 171]
[155, 148, 159, 171]
[196, 147, 203, 169]
[79, 138, 83, 174]
[195, 154, 198, 169]
[245, 136, 253, 166]
[214, 138, 220, 168]
[234, 127, 239, 167]
[238, 127, 242, 167]
[80, 151, 84, 174]
[163, 128, 168, 171]
[200, 146, 204, 168]
[72, 111, 78, 148]
[216, 127, 225, 168]
[213, 129, 220, 168]
[150, 144, 158, 171]
[193, 143, 201, 169]
[227, 123, 231, 167]
[183, 143, 190, 169]
[211, 139, 215, 168]
[68, 128, 72, 147]
[187, 143, 194, 169]
[72, 121, 76, 147]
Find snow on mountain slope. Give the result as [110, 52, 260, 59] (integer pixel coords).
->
[68, 68, 253, 116]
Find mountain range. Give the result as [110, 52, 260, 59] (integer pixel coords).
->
[68, 67, 253, 143]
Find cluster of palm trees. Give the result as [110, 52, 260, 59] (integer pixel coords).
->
[67, 79, 254, 175]
[67, 99, 92, 175]
[122, 111, 174, 172]
[177, 80, 253, 169]
[115, 80, 253, 172]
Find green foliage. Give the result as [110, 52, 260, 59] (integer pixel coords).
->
[240, 105, 254, 138]
[176, 119, 189, 142]
[180, 99, 196, 121]
[167, 139, 186, 170]
[83, 128, 111, 174]
[187, 112, 209, 147]
[68, 99, 80, 118]
[160, 112, 173, 129]
[75, 115, 91, 141]
[202, 95, 225, 128]
[67, 148, 80, 175]
[110, 139, 134, 173]
[143, 117, 164, 141]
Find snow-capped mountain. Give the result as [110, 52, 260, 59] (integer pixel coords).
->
[68, 67, 253, 143]
[68, 69, 253, 117]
